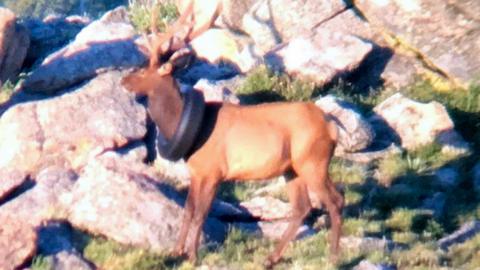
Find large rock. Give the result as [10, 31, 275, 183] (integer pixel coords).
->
[353, 260, 395, 270]
[62, 152, 227, 251]
[0, 71, 147, 175]
[37, 221, 94, 270]
[316, 95, 375, 153]
[0, 169, 28, 201]
[22, 15, 90, 66]
[0, 217, 37, 270]
[191, 29, 261, 73]
[242, 0, 348, 52]
[44, 251, 94, 270]
[216, 0, 257, 31]
[193, 79, 240, 104]
[0, 167, 77, 226]
[0, 8, 30, 87]
[236, 220, 314, 240]
[0, 167, 77, 270]
[265, 29, 372, 87]
[20, 7, 146, 94]
[240, 196, 291, 221]
[355, 0, 480, 85]
[371, 93, 469, 151]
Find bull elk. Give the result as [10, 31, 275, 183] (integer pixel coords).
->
[121, 1, 344, 267]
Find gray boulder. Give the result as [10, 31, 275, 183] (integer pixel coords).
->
[240, 196, 291, 221]
[355, 0, 480, 85]
[62, 152, 227, 251]
[0, 71, 147, 175]
[193, 79, 240, 104]
[37, 221, 93, 270]
[20, 7, 146, 94]
[0, 8, 30, 86]
[372, 93, 469, 152]
[22, 15, 90, 66]
[353, 260, 395, 270]
[0, 167, 77, 270]
[242, 0, 348, 52]
[316, 95, 375, 153]
[0, 217, 37, 270]
[45, 251, 94, 270]
[265, 30, 372, 87]
[0, 169, 28, 201]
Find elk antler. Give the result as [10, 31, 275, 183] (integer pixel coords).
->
[143, 0, 221, 69]
[143, 0, 195, 68]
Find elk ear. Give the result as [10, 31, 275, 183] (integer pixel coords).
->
[170, 47, 193, 70]
[157, 62, 173, 75]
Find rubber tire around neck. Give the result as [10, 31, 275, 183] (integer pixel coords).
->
[156, 89, 205, 161]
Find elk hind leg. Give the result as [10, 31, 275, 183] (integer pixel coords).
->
[301, 160, 343, 261]
[266, 178, 311, 267]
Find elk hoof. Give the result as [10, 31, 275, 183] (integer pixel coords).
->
[329, 252, 339, 265]
[170, 248, 186, 258]
[264, 255, 280, 269]
[187, 252, 197, 264]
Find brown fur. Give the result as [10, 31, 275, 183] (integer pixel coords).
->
[121, 1, 343, 267]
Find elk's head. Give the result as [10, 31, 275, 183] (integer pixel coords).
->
[122, 0, 203, 93]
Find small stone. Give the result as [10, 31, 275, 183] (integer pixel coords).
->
[438, 220, 480, 250]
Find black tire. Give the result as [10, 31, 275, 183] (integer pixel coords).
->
[156, 89, 205, 161]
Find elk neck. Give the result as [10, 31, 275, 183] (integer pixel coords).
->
[147, 76, 185, 140]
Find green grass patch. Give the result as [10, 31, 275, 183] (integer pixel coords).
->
[217, 181, 270, 203]
[128, 1, 178, 33]
[236, 66, 316, 103]
[0, 80, 15, 104]
[391, 243, 440, 269]
[376, 153, 409, 186]
[201, 227, 273, 269]
[342, 217, 383, 237]
[447, 234, 480, 269]
[329, 158, 368, 185]
[83, 236, 170, 270]
[30, 256, 53, 270]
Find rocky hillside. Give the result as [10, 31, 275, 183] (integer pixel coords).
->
[0, 0, 479, 269]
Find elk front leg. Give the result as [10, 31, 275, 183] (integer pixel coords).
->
[185, 176, 219, 263]
[265, 178, 312, 268]
[172, 182, 197, 257]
